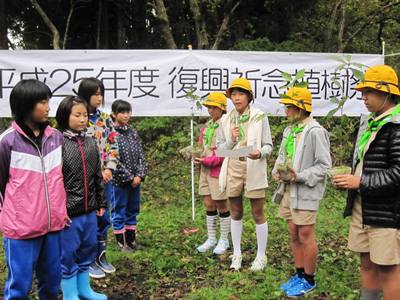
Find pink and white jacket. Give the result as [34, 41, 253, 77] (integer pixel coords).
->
[0, 122, 67, 239]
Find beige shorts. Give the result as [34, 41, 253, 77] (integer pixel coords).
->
[348, 196, 400, 265]
[226, 158, 265, 199]
[278, 186, 317, 225]
[198, 166, 226, 200]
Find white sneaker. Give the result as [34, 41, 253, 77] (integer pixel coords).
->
[250, 256, 268, 271]
[213, 239, 230, 255]
[196, 239, 217, 253]
[229, 255, 242, 271]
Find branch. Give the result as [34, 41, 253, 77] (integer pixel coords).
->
[30, 0, 61, 49]
[212, 0, 241, 50]
[340, 1, 400, 51]
[63, 0, 75, 49]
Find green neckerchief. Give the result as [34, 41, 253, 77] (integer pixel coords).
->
[203, 120, 219, 147]
[357, 104, 400, 161]
[238, 113, 250, 141]
[284, 124, 305, 160]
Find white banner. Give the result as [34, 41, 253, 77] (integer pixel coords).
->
[0, 50, 383, 117]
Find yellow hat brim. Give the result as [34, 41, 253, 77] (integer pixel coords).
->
[279, 98, 312, 112]
[355, 81, 400, 96]
[202, 100, 226, 111]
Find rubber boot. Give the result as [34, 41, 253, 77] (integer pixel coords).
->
[60, 275, 80, 300]
[77, 271, 107, 300]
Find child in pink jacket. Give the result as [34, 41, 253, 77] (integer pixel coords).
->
[194, 92, 230, 255]
[0, 79, 67, 299]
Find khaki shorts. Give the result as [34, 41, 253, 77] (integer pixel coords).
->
[198, 166, 226, 200]
[226, 158, 265, 199]
[348, 196, 400, 265]
[278, 186, 317, 225]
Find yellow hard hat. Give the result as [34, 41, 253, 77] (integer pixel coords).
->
[226, 77, 254, 100]
[202, 92, 227, 111]
[356, 65, 400, 96]
[279, 87, 312, 112]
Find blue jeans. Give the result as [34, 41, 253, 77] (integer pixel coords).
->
[61, 212, 97, 278]
[96, 182, 112, 241]
[3, 231, 62, 300]
[106, 183, 141, 232]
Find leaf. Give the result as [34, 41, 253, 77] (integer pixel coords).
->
[327, 107, 340, 117]
[344, 55, 352, 63]
[350, 68, 364, 81]
[332, 78, 342, 88]
[296, 81, 308, 88]
[329, 97, 339, 104]
[330, 55, 348, 64]
[281, 72, 292, 82]
[351, 62, 367, 69]
[294, 69, 305, 80]
[334, 63, 346, 73]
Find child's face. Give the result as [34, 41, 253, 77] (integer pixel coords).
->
[31, 99, 50, 123]
[206, 105, 223, 121]
[231, 89, 250, 113]
[361, 88, 388, 113]
[89, 87, 103, 109]
[284, 104, 301, 122]
[69, 103, 88, 132]
[114, 110, 131, 125]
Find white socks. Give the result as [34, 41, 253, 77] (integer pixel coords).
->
[256, 222, 268, 259]
[231, 219, 243, 256]
[206, 213, 218, 241]
[219, 216, 231, 241]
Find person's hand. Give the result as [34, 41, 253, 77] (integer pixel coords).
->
[248, 150, 262, 160]
[131, 176, 142, 188]
[65, 215, 72, 227]
[288, 168, 297, 182]
[96, 208, 105, 217]
[272, 172, 281, 181]
[332, 174, 360, 190]
[193, 157, 204, 165]
[231, 127, 240, 141]
[102, 169, 112, 183]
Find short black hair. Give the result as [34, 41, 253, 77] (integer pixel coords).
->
[9, 79, 52, 122]
[111, 99, 132, 114]
[77, 77, 105, 106]
[56, 96, 88, 131]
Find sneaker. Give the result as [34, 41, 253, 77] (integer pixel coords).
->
[229, 255, 242, 271]
[213, 239, 230, 255]
[89, 262, 105, 279]
[285, 277, 316, 298]
[280, 274, 301, 291]
[250, 256, 268, 271]
[196, 239, 217, 253]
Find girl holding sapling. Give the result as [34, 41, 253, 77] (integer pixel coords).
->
[272, 87, 331, 298]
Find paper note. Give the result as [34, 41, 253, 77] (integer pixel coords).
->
[216, 146, 255, 158]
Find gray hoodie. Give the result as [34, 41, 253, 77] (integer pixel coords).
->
[272, 118, 332, 211]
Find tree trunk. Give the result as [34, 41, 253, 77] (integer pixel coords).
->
[337, 3, 345, 53]
[96, 0, 109, 49]
[30, 0, 61, 49]
[0, 0, 7, 49]
[324, 0, 342, 52]
[63, 0, 75, 49]
[153, 0, 177, 49]
[212, 0, 241, 50]
[188, 0, 209, 49]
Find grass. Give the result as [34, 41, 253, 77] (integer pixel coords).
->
[0, 161, 361, 300]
